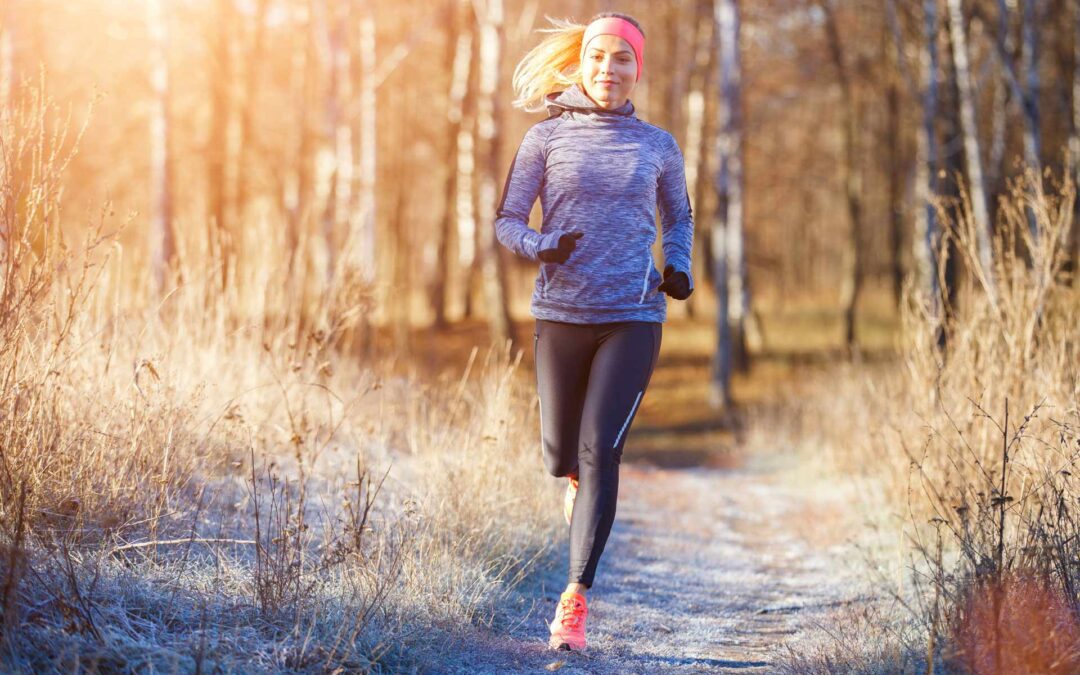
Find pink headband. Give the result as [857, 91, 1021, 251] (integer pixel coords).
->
[580, 17, 645, 82]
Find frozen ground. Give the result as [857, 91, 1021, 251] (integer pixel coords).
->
[431, 454, 875, 674]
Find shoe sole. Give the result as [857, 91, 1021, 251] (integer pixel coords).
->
[552, 635, 587, 652]
[549, 636, 586, 652]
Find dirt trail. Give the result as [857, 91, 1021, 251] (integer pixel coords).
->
[414, 320, 873, 673]
[437, 454, 871, 674]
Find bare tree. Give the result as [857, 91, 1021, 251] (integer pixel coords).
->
[235, 0, 270, 224]
[350, 0, 377, 282]
[1073, 0, 1080, 277]
[0, 1, 12, 125]
[431, 0, 474, 328]
[457, 21, 480, 321]
[0, 0, 15, 261]
[710, 0, 744, 407]
[946, 0, 995, 302]
[820, 0, 865, 352]
[474, 0, 515, 347]
[284, 0, 319, 277]
[684, 0, 716, 316]
[336, 0, 379, 352]
[886, 0, 942, 320]
[978, 0, 1043, 174]
[915, 0, 942, 321]
[148, 0, 176, 295]
[318, 0, 354, 281]
[207, 0, 235, 289]
[1020, 0, 1042, 170]
[883, 14, 906, 308]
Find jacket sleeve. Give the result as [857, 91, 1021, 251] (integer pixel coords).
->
[495, 123, 563, 262]
[657, 133, 696, 291]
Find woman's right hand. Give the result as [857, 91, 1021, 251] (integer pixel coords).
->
[538, 231, 584, 264]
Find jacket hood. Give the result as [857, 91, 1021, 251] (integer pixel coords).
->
[544, 83, 636, 118]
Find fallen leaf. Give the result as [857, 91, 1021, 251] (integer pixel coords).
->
[545, 660, 565, 671]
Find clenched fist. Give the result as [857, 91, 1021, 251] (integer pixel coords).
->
[657, 264, 692, 300]
[538, 231, 584, 264]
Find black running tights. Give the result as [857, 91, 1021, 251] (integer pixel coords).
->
[533, 318, 662, 588]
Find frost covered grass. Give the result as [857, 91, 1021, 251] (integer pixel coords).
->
[0, 83, 557, 672]
[772, 168, 1080, 672]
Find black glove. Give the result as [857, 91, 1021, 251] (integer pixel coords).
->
[538, 231, 584, 264]
[657, 264, 692, 300]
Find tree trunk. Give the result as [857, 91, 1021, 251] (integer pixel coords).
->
[285, 1, 319, 279]
[990, 0, 1043, 178]
[684, 0, 715, 317]
[946, 0, 996, 302]
[432, 0, 473, 328]
[915, 0, 942, 324]
[474, 0, 514, 348]
[235, 0, 270, 225]
[0, 1, 12, 124]
[208, 0, 235, 290]
[1072, 0, 1080, 281]
[884, 17, 905, 309]
[0, 0, 14, 230]
[821, 0, 865, 353]
[710, 0, 744, 408]
[319, 0, 354, 282]
[344, 0, 378, 354]
[148, 0, 176, 295]
[459, 8, 481, 321]
[1021, 0, 1042, 170]
[391, 83, 413, 353]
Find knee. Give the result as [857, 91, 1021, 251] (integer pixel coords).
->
[543, 440, 578, 477]
[578, 436, 620, 471]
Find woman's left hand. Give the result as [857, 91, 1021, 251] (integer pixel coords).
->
[657, 265, 692, 300]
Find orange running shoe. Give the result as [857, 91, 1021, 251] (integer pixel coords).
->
[548, 590, 588, 651]
[563, 474, 579, 526]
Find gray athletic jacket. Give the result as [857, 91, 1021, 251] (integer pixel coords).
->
[494, 83, 695, 324]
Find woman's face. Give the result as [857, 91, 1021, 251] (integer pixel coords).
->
[580, 34, 638, 110]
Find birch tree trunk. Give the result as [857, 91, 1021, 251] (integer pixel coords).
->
[1021, 0, 1042, 170]
[685, 0, 716, 293]
[1072, 0, 1080, 280]
[821, 0, 865, 352]
[235, 0, 270, 223]
[148, 0, 176, 295]
[0, 0, 14, 225]
[340, 0, 377, 353]
[946, 0, 995, 300]
[208, 0, 234, 290]
[319, 0, 354, 282]
[710, 0, 744, 407]
[991, 0, 1043, 177]
[351, 1, 377, 281]
[457, 27, 480, 320]
[884, 20, 905, 309]
[285, 1, 318, 277]
[390, 82, 413, 353]
[915, 0, 942, 321]
[474, 0, 514, 347]
[0, 1, 12, 127]
[432, 0, 473, 328]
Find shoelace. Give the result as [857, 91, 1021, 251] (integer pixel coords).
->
[557, 597, 586, 629]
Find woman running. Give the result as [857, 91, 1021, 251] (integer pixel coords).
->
[494, 11, 695, 652]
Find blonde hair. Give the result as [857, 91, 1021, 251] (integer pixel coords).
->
[511, 12, 645, 114]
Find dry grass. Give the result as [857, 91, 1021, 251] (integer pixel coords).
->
[0, 81, 557, 671]
[773, 166, 1080, 671]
